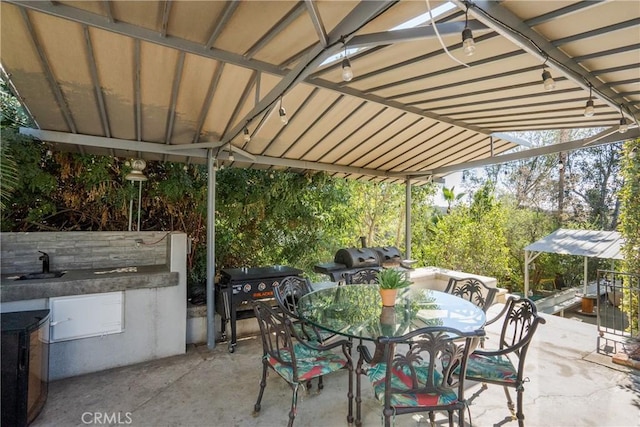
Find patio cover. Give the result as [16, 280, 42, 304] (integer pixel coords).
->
[2, 0, 638, 349]
[524, 228, 624, 296]
[1, 0, 639, 183]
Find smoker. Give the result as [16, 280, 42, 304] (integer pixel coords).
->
[314, 238, 405, 283]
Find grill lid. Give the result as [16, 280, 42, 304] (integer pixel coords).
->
[334, 248, 380, 268]
[371, 246, 402, 265]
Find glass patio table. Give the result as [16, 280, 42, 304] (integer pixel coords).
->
[298, 284, 486, 426]
[298, 284, 486, 340]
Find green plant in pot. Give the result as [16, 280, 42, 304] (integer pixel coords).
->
[377, 268, 412, 307]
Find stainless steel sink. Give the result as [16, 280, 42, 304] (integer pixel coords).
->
[16, 272, 65, 280]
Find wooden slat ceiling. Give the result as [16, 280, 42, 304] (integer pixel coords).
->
[1, 0, 638, 183]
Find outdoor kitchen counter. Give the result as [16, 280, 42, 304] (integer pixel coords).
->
[0, 265, 178, 302]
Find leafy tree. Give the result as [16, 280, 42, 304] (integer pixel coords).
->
[619, 138, 639, 331]
[442, 185, 464, 213]
[422, 182, 510, 280]
[567, 143, 623, 230]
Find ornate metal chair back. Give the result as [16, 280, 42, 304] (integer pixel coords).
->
[346, 268, 381, 284]
[368, 326, 480, 426]
[444, 277, 498, 312]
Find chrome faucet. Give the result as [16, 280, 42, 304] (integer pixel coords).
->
[38, 251, 50, 273]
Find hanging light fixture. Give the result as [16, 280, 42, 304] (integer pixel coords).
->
[583, 84, 595, 117]
[461, 5, 475, 56]
[341, 42, 353, 82]
[227, 142, 235, 161]
[541, 57, 555, 91]
[243, 126, 251, 143]
[541, 68, 555, 91]
[619, 118, 629, 134]
[279, 97, 288, 125]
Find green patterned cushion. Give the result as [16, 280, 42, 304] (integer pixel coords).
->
[267, 343, 347, 383]
[465, 353, 517, 383]
[367, 363, 458, 407]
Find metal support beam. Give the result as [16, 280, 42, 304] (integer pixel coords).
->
[244, 3, 306, 58]
[206, 149, 216, 349]
[205, 0, 239, 49]
[0, 55, 38, 128]
[159, 0, 172, 37]
[429, 126, 640, 176]
[192, 63, 225, 144]
[348, 21, 487, 49]
[18, 128, 433, 182]
[163, 52, 185, 162]
[304, 0, 328, 47]
[20, 7, 77, 134]
[405, 177, 411, 260]
[83, 26, 111, 140]
[134, 39, 142, 145]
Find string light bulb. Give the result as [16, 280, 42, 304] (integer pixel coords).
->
[243, 127, 251, 143]
[279, 106, 288, 125]
[619, 117, 629, 133]
[583, 85, 595, 117]
[541, 68, 555, 91]
[278, 97, 288, 125]
[227, 143, 234, 161]
[341, 39, 353, 82]
[341, 57, 353, 82]
[462, 6, 475, 56]
[584, 99, 595, 118]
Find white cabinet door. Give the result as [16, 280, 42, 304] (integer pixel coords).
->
[49, 292, 124, 342]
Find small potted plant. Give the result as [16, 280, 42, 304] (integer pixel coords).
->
[377, 268, 412, 307]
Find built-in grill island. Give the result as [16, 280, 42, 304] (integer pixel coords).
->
[215, 265, 303, 353]
[314, 244, 407, 283]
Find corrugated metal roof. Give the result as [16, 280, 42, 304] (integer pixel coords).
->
[1, 1, 638, 182]
[524, 228, 624, 260]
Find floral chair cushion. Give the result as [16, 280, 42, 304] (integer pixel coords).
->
[465, 353, 517, 383]
[267, 343, 347, 383]
[367, 363, 458, 408]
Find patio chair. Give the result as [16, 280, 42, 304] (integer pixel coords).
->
[359, 326, 479, 427]
[463, 296, 546, 427]
[252, 300, 353, 427]
[444, 277, 498, 313]
[346, 268, 380, 284]
[273, 276, 314, 320]
[273, 276, 337, 388]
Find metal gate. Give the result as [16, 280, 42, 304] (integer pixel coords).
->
[596, 270, 640, 355]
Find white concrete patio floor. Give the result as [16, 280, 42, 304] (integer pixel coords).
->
[33, 308, 639, 427]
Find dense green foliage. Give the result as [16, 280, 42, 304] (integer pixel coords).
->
[619, 138, 640, 330]
[421, 182, 510, 282]
[2, 84, 636, 303]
